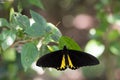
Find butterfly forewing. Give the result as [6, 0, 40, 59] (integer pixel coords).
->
[68, 50, 99, 68]
[36, 50, 64, 69]
[36, 46, 99, 71]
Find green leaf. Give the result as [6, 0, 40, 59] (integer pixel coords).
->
[26, 10, 48, 37]
[0, 30, 16, 50]
[11, 13, 30, 30]
[47, 45, 60, 52]
[2, 48, 16, 61]
[21, 43, 39, 71]
[47, 23, 62, 41]
[9, 8, 15, 22]
[0, 18, 9, 27]
[25, 23, 45, 37]
[110, 42, 120, 56]
[29, 0, 44, 9]
[30, 10, 46, 26]
[43, 23, 62, 43]
[15, 13, 30, 29]
[59, 36, 81, 50]
[97, 11, 109, 31]
[108, 30, 120, 41]
[85, 39, 105, 57]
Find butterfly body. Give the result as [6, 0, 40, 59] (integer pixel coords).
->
[36, 46, 99, 70]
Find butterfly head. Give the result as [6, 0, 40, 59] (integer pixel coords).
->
[63, 46, 67, 50]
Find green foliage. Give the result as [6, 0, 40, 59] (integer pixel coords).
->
[59, 36, 81, 50]
[0, 30, 16, 50]
[25, 23, 46, 37]
[82, 1, 120, 79]
[0, 9, 64, 71]
[45, 23, 62, 43]
[0, 9, 81, 72]
[110, 42, 120, 56]
[108, 30, 120, 41]
[9, 9, 30, 30]
[21, 43, 39, 71]
[25, 10, 46, 37]
[29, 0, 44, 9]
[30, 10, 46, 26]
[13, 13, 30, 30]
[0, 18, 9, 27]
[2, 48, 16, 61]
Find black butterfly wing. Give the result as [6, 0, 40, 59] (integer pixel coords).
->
[36, 50, 67, 70]
[67, 50, 99, 69]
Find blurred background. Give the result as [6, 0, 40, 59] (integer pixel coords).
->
[0, 0, 120, 80]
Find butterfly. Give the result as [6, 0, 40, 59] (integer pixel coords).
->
[36, 46, 99, 70]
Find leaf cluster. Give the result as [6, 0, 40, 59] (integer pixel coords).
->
[0, 9, 81, 71]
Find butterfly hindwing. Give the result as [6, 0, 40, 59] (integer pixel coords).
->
[56, 54, 67, 70]
[66, 54, 78, 70]
[67, 50, 99, 69]
[36, 50, 67, 70]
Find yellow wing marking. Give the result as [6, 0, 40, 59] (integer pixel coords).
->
[57, 55, 66, 70]
[67, 55, 76, 69]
